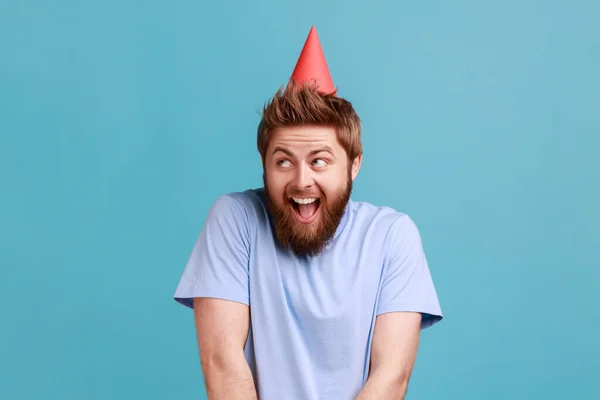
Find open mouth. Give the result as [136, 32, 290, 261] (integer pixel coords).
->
[289, 197, 321, 224]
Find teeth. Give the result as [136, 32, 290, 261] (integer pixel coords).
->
[293, 197, 318, 205]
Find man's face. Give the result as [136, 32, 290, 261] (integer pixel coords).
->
[263, 126, 361, 256]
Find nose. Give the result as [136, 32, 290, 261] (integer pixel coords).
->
[292, 163, 314, 190]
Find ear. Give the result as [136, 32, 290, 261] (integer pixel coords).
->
[350, 153, 362, 181]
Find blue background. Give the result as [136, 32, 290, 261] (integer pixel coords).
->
[1, 1, 599, 399]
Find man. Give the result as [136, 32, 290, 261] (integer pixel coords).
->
[174, 26, 443, 399]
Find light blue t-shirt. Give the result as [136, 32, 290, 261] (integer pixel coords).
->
[174, 188, 443, 399]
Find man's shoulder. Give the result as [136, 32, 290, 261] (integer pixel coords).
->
[208, 187, 268, 224]
[346, 199, 424, 244]
[349, 199, 411, 228]
[213, 187, 265, 206]
[346, 199, 424, 257]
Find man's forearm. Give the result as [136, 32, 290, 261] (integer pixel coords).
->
[355, 369, 409, 400]
[202, 354, 258, 400]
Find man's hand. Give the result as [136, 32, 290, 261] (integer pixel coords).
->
[355, 312, 422, 400]
[193, 297, 257, 400]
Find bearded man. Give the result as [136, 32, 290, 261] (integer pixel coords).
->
[174, 27, 443, 400]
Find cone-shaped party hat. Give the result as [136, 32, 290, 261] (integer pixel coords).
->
[291, 26, 336, 95]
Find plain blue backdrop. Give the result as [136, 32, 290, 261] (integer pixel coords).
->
[1, 0, 599, 399]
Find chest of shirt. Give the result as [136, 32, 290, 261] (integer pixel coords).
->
[248, 236, 387, 329]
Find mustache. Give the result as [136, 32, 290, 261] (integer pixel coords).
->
[286, 189, 321, 198]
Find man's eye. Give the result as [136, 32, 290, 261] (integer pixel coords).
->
[278, 160, 291, 167]
[313, 159, 326, 167]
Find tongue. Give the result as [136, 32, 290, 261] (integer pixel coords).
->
[298, 202, 318, 219]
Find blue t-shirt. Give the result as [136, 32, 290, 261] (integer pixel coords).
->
[174, 188, 443, 399]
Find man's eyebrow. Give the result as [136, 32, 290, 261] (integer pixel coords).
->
[272, 146, 293, 156]
[309, 146, 335, 156]
[271, 145, 335, 157]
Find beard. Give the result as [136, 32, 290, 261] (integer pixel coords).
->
[263, 168, 352, 257]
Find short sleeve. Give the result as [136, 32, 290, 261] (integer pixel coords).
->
[377, 215, 443, 329]
[174, 195, 250, 309]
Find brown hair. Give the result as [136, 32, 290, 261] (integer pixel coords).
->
[257, 79, 362, 162]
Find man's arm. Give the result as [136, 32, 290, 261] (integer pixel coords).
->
[194, 297, 257, 400]
[355, 311, 422, 400]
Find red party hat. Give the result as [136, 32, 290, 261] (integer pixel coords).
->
[291, 26, 336, 95]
